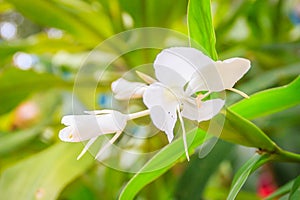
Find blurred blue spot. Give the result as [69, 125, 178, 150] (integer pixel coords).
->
[289, 11, 300, 25]
[62, 71, 72, 79]
[97, 94, 112, 108]
[132, 127, 139, 135]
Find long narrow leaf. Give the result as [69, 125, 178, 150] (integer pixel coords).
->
[187, 0, 218, 59]
[200, 109, 278, 152]
[230, 76, 300, 120]
[227, 154, 270, 200]
[175, 140, 234, 199]
[289, 175, 300, 200]
[265, 180, 294, 200]
[118, 129, 207, 200]
[0, 143, 94, 200]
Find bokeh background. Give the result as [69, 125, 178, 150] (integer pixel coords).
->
[0, 0, 299, 199]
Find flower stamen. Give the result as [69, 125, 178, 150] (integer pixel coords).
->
[177, 105, 189, 161]
[128, 109, 150, 120]
[227, 88, 250, 99]
[196, 92, 211, 108]
[136, 71, 157, 84]
[95, 130, 123, 160]
[77, 137, 98, 160]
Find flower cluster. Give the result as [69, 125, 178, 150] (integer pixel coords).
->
[59, 47, 251, 161]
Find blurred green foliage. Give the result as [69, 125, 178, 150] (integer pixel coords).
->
[0, 0, 299, 199]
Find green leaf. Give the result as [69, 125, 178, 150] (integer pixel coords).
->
[230, 76, 300, 120]
[118, 129, 207, 200]
[200, 109, 278, 152]
[119, 107, 281, 200]
[227, 154, 270, 200]
[0, 34, 85, 60]
[290, 191, 300, 200]
[50, 0, 113, 38]
[0, 126, 43, 156]
[227, 63, 300, 104]
[175, 140, 234, 199]
[118, 0, 187, 28]
[0, 68, 69, 115]
[8, 0, 102, 46]
[0, 143, 94, 200]
[187, 0, 218, 59]
[289, 175, 300, 200]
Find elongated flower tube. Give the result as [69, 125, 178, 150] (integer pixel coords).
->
[59, 110, 128, 159]
[59, 110, 128, 142]
[59, 109, 150, 160]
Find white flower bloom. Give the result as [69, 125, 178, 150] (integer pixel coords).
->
[62, 46, 251, 162]
[59, 110, 128, 159]
[155, 47, 251, 97]
[111, 47, 251, 161]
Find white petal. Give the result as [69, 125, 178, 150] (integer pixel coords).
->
[153, 65, 187, 88]
[143, 83, 180, 108]
[61, 115, 74, 126]
[59, 111, 128, 142]
[185, 58, 251, 94]
[154, 47, 213, 87]
[215, 58, 251, 89]
[150, 106, 177, 142]
[143, 83, 179, 142]
[185, 63, 224, 94]
[84, 110, 113, 115]
[97, 111, 128, 133]
[181, 98, 225, 122]
[59, 126, 80, 142]
[111, 78, 147, 100]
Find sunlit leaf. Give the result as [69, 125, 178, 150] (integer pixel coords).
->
[118, 0, 187, 28]
[8, 0, 102, 46]
[118, 129, 207, 200]
[0, 143, 94, 200]
[231, 76, 300, 119]
[51, 0, 114, 38]
[187, 0, 218, 59]
[120, 107, 281, 199]
[228, 63, 300, 104]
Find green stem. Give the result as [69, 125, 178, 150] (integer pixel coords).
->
[274, 148, 300, 163]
